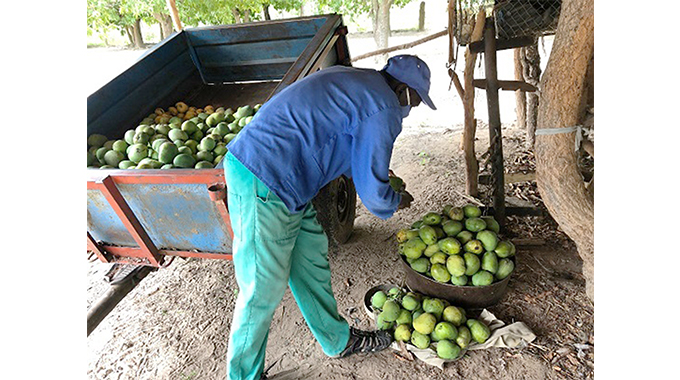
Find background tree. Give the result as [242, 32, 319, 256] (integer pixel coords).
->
[318, 0, 415, 63]
[534, 0, 594, 301]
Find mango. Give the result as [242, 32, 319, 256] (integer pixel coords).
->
[445, 206, 465, 221]
[471, 270, 494, 286]
[424, 244, 442, 258]
[422, 212, 442, 225]
[450, 275, 468, 286]
[389, 176, 404, 192]
[422, 298, 445, 318]
[465, 217, 487, 232]
[456, 326, 472, 349]
[477, 230, 499, 252]
[438, 237, 462, 255]
[411, 330, 431, 349]
[496, 258, 515, 280]
[467, 319, 491, 343]
[376, 312, 394, 330]
[481, 216, 500, 233]
[463, 253, 480, 276]
[87, 133, 108, 148]
[396, 309, 413, 325]
[446, 255, 466, 277]
[394, 324, 412, 342]
[456, 230, 474, 244]
[371, 290, 387, 309]
[402, 293, 421, 311]
[463, 204, 482, 218]
[419, 225, 438, 245]
[442, 306, 467, 326]
[464, 240, 484, 254]
[431, 321, 458, 341]
[403, 237, 427, 259]
[430, 252, 448, 265]
[410, 257, 430, 273]
[411, 220, 424, 229]
[495, 240, 516, 258]
[431, 263, 451, 283]
[381, 300, 400, 322]
[442, 220, 464, 237]
[481, 251, 499, 274]
[436, 339, 461, 360]
[413, 312, 437, 335]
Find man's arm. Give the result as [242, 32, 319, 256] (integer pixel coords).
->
[350, 110, 403, 219]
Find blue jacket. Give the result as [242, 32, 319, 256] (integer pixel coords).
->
[227, 65, 403, 219]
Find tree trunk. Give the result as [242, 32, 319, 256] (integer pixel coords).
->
[130, 18, 144, 49]
[371, 0, 393, 64]
[153, 13, 174, 40]
[535, 0, 594, 301]
[263, 4, 271, 20]
[418, 2, 426, 31]
[232, 8, 242, 23]
[523, 42, 541, 150]
[243, 9, 251, 23]
[514, 48, 527, 131]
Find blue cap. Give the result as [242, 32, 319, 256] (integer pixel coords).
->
[382, 55, 436, 110]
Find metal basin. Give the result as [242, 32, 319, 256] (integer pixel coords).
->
[398, 254, 515, 310]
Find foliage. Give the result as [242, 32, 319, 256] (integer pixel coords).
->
[316, 0, 414, 21]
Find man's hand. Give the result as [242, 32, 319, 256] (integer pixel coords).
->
[397, 190, 414, 210]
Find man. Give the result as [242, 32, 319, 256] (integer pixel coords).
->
[224, 55, 436, 380]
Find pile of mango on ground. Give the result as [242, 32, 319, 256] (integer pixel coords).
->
[87, 101, 261, 169]
[397, 204, 516, 286]
[371, 287, 491, 360]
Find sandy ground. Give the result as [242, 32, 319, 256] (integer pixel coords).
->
[86, 28, 593, 380]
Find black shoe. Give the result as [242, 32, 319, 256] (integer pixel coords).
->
[338, 327, 393, 358]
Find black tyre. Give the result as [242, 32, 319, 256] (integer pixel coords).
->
[312, 175, 356, 245]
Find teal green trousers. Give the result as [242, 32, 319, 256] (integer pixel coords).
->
[224, 152, 350, 380]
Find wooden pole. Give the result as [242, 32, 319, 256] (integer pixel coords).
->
[483, 19, 506, 226]
[351, 29, 447, 62]
[166, 0, 183, 31]
[459, 9, 486, 197]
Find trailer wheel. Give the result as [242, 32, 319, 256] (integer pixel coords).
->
[312, 175, 356, 245]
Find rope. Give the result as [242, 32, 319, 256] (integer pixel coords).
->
[535, 125, 583, 151]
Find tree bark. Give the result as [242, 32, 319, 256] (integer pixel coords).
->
[523, 42, 541, 150]
[129, 18, 144, 49]
[153, 12, 174, 40]
[263, 4, 271, 20]
[418, 2, 426, 31]
[371, 0, 393, 64]
[535, 0, 594, 301]
[232, 8, 242, 23]
[514, 48, 527, 131]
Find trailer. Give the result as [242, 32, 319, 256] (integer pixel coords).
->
[87, 14, 356, 269]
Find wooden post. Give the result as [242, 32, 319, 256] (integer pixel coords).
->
[418, 2, 426, 31]
[483, 19, 506, 226]
[166, 0, 183, 31]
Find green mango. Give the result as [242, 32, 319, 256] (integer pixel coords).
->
[482, 251, 499, 274]
[447, 206, 465, 221]
[464, 239, 484, 254]
[495, 240, 516, 258]
[442, 220, 464, 237]
[456, 230, 474, 244]
[422, 212, 442, 225]
[389, 176, 404, 192]
[436, 339, 461, 360]
[424, 244, 441, 258]
[433, 226, 446, 240]
[413, 313, 437, 335]
[432, 321, 458, 342]
[410, 257, 431, 273]
[402, 293, 421, 311]
[477, 230, 499, 252]
[456, 326, 472, 349]
[471, 270, 494, 286]
[463, 253, 481, 276]
[381, 300, 400, 322]
[481, 216, 500, 233]
[411, 330, 431, 349]
[394, 324, 412, 342]
[87, 133, 108, 148]
[431, 263, 451, 283]
[442, 306, 467, 326]
[419, 225, 438, 245]
[430, 251, 448, 265]
[411, 220, 424, 229]
[463, 204, 482, 218]
[446, 255, 466, 277]
[450, 275, 468, 286]
[496, 258, 515, 280]
[422, 298, 445, 317]
[438, 237, 462, 255]
[465, 217, 487, 232]
[467, 319, 491, 343]
[403, 237, 427, 259]
[371, 291, 387, 309]
[376, 312, 394, 330]
[396, 309, 413, 325]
